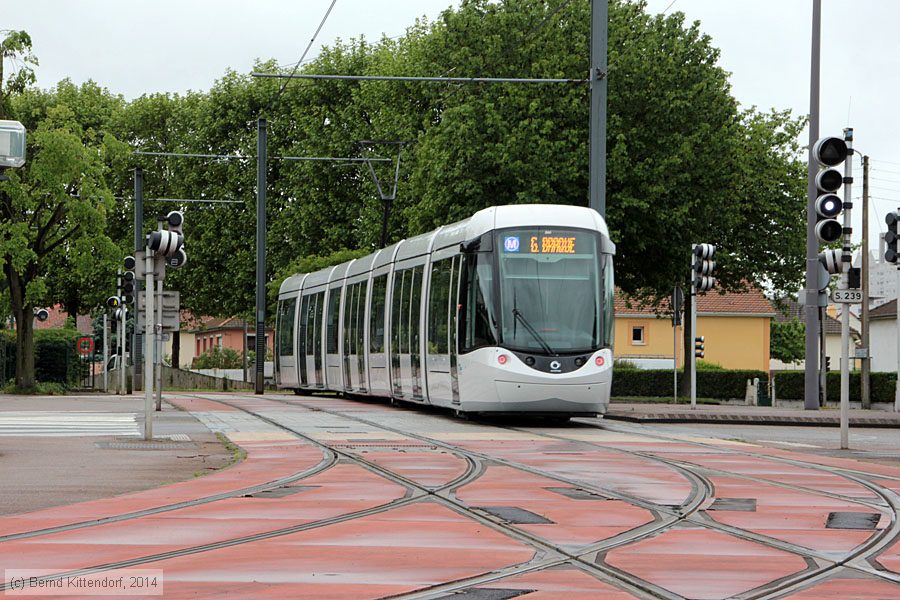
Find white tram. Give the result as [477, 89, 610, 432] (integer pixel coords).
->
[275, 204, 616, 416]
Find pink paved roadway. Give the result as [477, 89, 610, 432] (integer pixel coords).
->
[1, 392, 898, 598]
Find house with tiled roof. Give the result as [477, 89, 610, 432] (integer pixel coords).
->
[869, 300, 897, 373]
[614, 287, 775, 371]
[186, 316, 274, 367]
[32, 305, 93, 335]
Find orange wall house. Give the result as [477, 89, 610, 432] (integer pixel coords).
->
[614, 288, 775, 372]
[190, 317, 273, 359]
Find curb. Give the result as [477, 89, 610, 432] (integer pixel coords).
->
[603, 412, 900, 428]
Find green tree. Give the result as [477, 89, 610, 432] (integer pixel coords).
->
[771, 318, 805, 364]
[0, 33, 121, 388]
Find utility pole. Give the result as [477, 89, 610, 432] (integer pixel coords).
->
[103, 313, 108, 393]
[804, 0, 822, 410]
[134, 168, 144, 389]
[589, 0, 608, 217]
[143, 250, 155, 440]
[255, 118, 267, 394]
[861, 155, 871, 408]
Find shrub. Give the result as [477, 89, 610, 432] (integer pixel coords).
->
[696, 360, 725, 371]
[193, 346, 243, 369]
[773, 371, 898, 403]
[613, 358, 639, 370]
[611, 368, 767, 400]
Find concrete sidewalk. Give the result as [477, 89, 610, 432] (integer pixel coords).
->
[0, 393, 231, 515]
[605, 401, 900, 427]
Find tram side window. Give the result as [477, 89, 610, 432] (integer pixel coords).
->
[277, 297, 296, 356]
[342, 284, 354, 357]
[326, 287, 340, 354]
[407, 266, 422, 355]
[398, 270, 411, 354]
[428, 260, 452, 354]
[370, 275, 387, 353]
[354, 282, 367, 356]
[460, 254, 498, 352]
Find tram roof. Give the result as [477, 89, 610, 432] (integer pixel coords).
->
[278, 204, 611, 295]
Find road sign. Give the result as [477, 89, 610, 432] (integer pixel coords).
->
[137, 290, 181, 331]
[76, 337, 95, 355]
[854, 347, 869, 359]
[832, 289, 862, 304]
[133, 250, 166, 282]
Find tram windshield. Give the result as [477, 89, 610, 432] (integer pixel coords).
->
[495, 228, 613, 354]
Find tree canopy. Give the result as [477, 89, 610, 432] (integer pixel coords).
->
[1, 0, 809, 377]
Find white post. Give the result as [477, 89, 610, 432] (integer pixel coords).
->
[155, 277, 163, 411]
[839, 130, 853, 449]
[690, 246, 697, 410]
[144, 251, 155, 440]
[895, 265, 900, 411]
[102, 313, 109, 392]
[119, 305, 126, 395]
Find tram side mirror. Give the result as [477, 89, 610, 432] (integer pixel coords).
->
[460, 233, 493, 254]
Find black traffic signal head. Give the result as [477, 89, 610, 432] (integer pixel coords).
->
[34, 308, 49, 322]
[694, 336, 705, 359]
[124, 255, 136, 271]
[166, 211, 184, 235]
[819, 249, 843, 276]
[106, 296, 120, 309]
[886, 211, 900, 264]
[147, 230, 184, 257]
[813, 136, 849, 245]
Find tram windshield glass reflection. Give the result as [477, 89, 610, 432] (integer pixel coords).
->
[496, 228, 610, 354]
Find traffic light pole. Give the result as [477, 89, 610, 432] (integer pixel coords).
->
[134, 168, 144, 389]
[896, 262, 900, 412]
[103, 313, 109, 393]
[804, 0, 822, 411]
[143, 250, 155, 441]
[255, 118, 267, 394]
[839, 130, 853, 449]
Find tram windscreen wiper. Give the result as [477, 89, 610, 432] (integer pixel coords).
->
[511, 307, 557, 356]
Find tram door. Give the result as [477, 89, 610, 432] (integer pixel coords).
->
[425, 257, 457, 405]
[342, 280, 368, 392]
[300, 291, 325, 388]
[275, 297, 297, 387]
[325, 285, 342, 389]
[368, 274, 389, 393]
[390, 265, 425, 401]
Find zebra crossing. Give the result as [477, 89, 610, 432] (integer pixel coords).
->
[0, 412, 140, 437]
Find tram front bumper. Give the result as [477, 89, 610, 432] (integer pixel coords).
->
[485, 380, 609, 414]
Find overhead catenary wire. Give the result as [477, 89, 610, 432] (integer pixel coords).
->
[263, 0, 339, 116]
[132, 150, 391, 163]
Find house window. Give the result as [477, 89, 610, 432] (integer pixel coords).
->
[631, 326, 646, 345]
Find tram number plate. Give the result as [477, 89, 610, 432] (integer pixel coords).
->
[832, 289, 862, 303]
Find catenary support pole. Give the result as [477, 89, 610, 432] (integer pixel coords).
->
[255, 118, 267, 394]
[120, 305, 126, 395]
[144, 250, 155, 440]
[804, 0, 822, 410]
[839, 129, 853, 449]
[895, 260, 900, 412]
[134, 168, 144, 388]
[861, 155, 871, 408]
[589, 0, 608, 217]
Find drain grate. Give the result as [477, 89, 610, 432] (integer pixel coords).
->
[546, 487, 607, 501]
[245, 485, 319, 499]
[438, 588, 535, 599]
[96, 441, 198, 450]
[825, 511, 881, 530]
[708, 498, 757, 512]
[476, 506, 554, 525]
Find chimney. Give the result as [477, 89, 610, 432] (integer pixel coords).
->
[879, 233, 886, 264]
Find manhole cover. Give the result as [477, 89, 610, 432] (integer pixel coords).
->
[476, 506, 554, 525]
[708, 498, 757, 512]
[546, 487, 607, 501]
[96, 441, 198, 450]
[826, 511, 880, 530]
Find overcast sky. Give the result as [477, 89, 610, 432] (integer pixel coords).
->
[5, 0, 899, 249]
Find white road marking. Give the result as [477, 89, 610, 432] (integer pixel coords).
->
[0, 412, 140, 437]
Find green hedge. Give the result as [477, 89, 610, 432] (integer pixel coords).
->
[611, 369, 768, 400]
[774, 371, 898, 403]
[0, 328, 84, 385]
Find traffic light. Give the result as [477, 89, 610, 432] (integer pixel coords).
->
[106, 296, 121, 309]
[694, 336, 705, 359]
[819, 248, 843, 276]
[886, 210, 900, 264]
[812, 136, 849, 244]
[34, 308, 49, 322]
[165, 211, 187, 269]
[122, 256, 136, 305]
[693, 244, 716, 292]
[825, 356, 832, 372]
